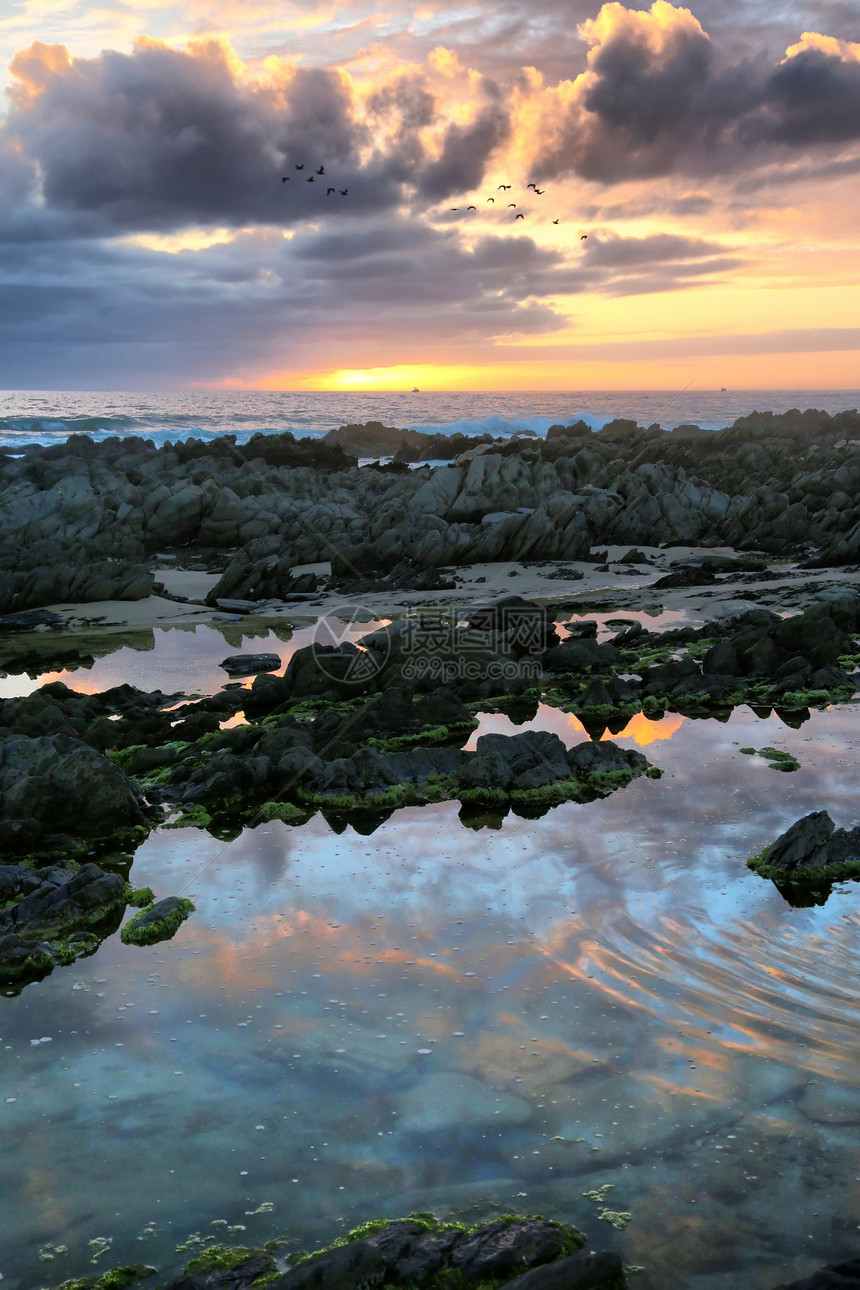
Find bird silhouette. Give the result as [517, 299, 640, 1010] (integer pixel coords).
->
[327, 187, 336, 195]
[486, 197, 494, 203]
[281, 177, 290, 182]
[527, 183, 536, 190]
[339, 189, 348, 196]
[534, 187, 545, 195]
[316, 166, 325, 175]
[498, 184, 511, 190]
[307, 176, 315, 182]
[507, 203, 517, 208]
[450, 207, 460, 211]
[552, 218, 559, 224]
[515, 212, 525, 219]
[295, 164, 305, 170]
[467, 205, 477, 210]
[580, 233, 588, 240]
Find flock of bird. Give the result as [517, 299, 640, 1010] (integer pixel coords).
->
[279, 166, 588, 236]
[280, 163, 348, 197]
[450, 182, 587, 234]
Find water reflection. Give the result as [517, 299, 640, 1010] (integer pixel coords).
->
[1, 706, 859, 1289]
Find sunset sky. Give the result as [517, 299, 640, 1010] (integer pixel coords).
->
[0, 0, 858, 390]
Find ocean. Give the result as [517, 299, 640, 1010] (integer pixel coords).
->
[0, 388, 857, 449]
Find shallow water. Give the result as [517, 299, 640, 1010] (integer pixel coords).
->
[2, 629, 860, 1289]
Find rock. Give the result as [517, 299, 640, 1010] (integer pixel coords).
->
[748, 811, 860, 886]
[0, 734, 147, 850]
[162, 1255, 277, 1290]
[0, 862, 128, 938]
[219, 653, 281, 676]
[450, 1218, 585, 1282]
[771, 1259, 860, 1289]
[277, 1242, 386, 1289]
[277, 1217, 587, 1290]
[121, 896, 195, 946]
[501, 1250, 625, 1289]
[214, 599, 260, 613]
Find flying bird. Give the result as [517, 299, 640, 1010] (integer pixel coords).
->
[527, 183, 536, 190]
[498, 184, 511, 190]
[295, 163, 305, 170]
[307, 176, 315, 182]
[467, 205, 477, 210]
[507, 203, 517, 208]
[316, 166, 325, 175]
[580, 233, 588, 240]
[339, 189, 348, 196]
[534, 188, 545, 195]
[327, 187, 336, 195]
[515, 212, 525, 219]
[486, 197, 494, 203]
[552, 219, 559, 224]
[450, 207, 460, 211]
[281, 176, 290, 182]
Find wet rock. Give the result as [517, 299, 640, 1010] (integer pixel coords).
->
[121, 896, 195, 946]
[0, 862, 128, 938]
[0, 733, 147, 851]
[162, 1255, 277, 1290]
[219, 653, 281, 676]
[277, 1216, 586, 1290]
[277, 1241, 386, 1289]
[748, 811, 860, 885]
[772, 1259, 860, 1289]
[501, 1250, 625, 1289]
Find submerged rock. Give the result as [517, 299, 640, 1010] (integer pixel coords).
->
[773, 1259, 860, 1289]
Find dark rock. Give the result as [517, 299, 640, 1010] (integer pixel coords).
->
[748, 810, 860, 886]
[0, 862, 128, 938]
[277, 1241, 386, 1288]
[451, 1218, 583, 1282]
[219, 653, 281, 676]
[772, 1259, 860, 1289]
[501, 1250, 625, 1288]
[162, 1254, 277, 1290]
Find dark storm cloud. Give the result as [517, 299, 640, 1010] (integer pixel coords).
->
[530, 3, 860, 184]
[757, 46, 860, 145]
[417, 106, 510, 199]
[0, 39, 515, 233]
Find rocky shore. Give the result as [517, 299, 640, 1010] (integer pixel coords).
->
[1, 412, 859, 1287]
[2, 407, 860, 614]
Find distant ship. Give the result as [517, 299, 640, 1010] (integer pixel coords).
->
[721, 386, 727, 391]
[411, 387, 419, 392]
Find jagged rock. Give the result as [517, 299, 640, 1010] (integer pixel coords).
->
[748, 811, 860, 885]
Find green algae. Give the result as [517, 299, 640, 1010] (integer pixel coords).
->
[128, 886, 155, 907]
[43, 1266, 156, 1290]
[256, 801, 312, 824]
[740, 746, 800, 772]
[164, 804, 212, 830]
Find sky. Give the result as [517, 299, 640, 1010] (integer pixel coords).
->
[0, 0, 858, 390]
